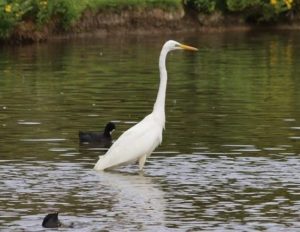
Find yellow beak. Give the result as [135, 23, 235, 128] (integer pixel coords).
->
[179, 44, 198, 51]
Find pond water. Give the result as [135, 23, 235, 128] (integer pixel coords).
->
[1, 31, 300, 231]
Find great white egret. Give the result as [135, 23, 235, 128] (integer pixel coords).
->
[94, 40, 198, 171]
[79, 122, 115, 147]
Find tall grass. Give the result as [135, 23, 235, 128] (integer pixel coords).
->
[87, 0, 182, 10]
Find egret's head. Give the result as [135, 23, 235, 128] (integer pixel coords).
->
[163, 40, 198, 52]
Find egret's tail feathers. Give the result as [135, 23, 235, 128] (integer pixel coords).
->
[94, 155, 113, 171]
[94, 161, 105, 171]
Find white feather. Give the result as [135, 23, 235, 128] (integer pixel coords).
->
[94, 113, 162, 170]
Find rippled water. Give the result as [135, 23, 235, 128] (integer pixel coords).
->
[1, 31, 300, 231]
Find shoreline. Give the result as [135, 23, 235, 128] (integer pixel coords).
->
[3, 8, 300, 44]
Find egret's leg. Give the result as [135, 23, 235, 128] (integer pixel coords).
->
[138, 154, 147, 170]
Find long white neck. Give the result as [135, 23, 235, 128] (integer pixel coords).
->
[153, 47, 168, 128]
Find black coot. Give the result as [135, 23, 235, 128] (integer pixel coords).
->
[79, 122, 116, 147]
[42, 212, 61, 228]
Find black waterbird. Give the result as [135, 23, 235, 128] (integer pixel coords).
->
[42, 212, 61, 228]
[79, 122, 116, 147]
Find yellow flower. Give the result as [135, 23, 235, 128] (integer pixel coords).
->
[270, 0, 277, 5]
[284, 0, 293, 9]
[5, 4, 12, 13]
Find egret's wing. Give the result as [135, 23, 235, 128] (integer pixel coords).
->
[94, 114, 162, 170]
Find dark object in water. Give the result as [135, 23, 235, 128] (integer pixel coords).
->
[79, 122, 116, 147]
[42, 212, 61, 228]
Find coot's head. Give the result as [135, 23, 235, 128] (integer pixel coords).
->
[105, 122, 116, 135]
[42, 212, 61, 228]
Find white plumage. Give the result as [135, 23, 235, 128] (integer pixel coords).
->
[94, 40, 198, 171]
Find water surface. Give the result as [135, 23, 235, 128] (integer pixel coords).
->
[1, 31, 300, 231]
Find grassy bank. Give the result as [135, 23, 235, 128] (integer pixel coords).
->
[0, 0, 299, 43]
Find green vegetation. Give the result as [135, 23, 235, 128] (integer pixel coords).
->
[184, 0, 296, 23]
[0, 0, 299, 41]
[87, 0, 182, 10]
[0, 0, 181, 38]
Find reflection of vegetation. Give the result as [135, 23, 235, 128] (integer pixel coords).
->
[163, 32, 300, 152]
[1, 33, 300, 156]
